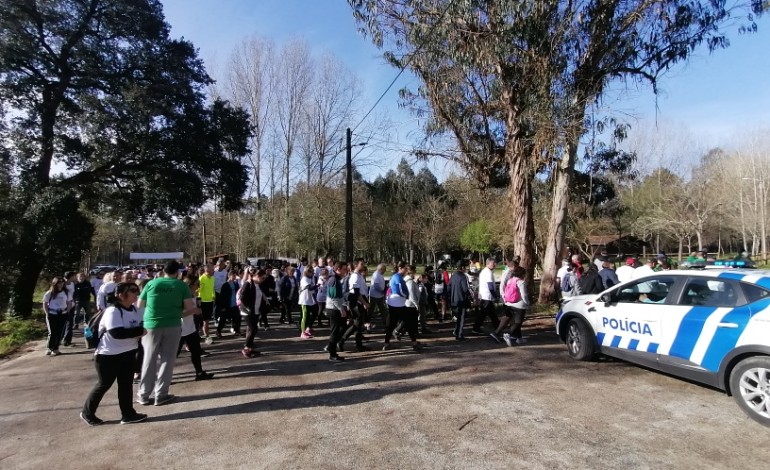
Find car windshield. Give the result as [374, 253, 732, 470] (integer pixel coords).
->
[615, 276, 677, 304]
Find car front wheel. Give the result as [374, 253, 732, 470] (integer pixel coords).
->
[566, 318, 595, 361]
[729, 356, 770, 427]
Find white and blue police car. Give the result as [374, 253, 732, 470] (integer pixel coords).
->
[555, 269, 770, 426]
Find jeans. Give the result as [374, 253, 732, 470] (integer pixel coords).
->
[244, 311, 258, 349]
[74, 300, 92, 325]
[368, 296, 387, 325]
[138, 326, 182, 400]
[83, 350, 138, 419]
[46, 312, 65, 351]
[61, 308, 75, 345]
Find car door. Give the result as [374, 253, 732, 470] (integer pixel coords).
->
[590, 275, 678, 367]
[658, 276, 747, 375]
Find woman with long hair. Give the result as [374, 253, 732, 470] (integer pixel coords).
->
[298, 266, 318, 339]
[80, 282, 147, 426]
[240, 268, 266, 358]
[42, 277, 69, 356]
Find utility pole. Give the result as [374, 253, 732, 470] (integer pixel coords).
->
[345, 128, 354, 263]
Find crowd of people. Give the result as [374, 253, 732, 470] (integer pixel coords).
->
[39, 255, 533, 427]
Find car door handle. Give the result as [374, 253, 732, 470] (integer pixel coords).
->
[717, 322, 739, 329]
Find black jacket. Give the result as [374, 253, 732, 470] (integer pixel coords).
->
[448, 271, 471, 308]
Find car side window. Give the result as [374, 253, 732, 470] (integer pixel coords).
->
[741, 283, 770, 304]
[678, 278, 737, 308]
[615, 276, 677, 304]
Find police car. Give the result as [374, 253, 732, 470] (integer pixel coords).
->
[555, 269, 770, 426]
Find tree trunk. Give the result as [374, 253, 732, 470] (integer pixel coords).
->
[507, 147, 536, 290]
[9, 255, 45, 318]
[539, 141, 577, 304]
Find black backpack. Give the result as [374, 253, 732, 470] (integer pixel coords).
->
[84, 305, 124, 349]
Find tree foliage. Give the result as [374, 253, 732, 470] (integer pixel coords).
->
[0, 0, 251, 315]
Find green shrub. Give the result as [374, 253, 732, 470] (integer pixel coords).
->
[0, 318, 47, 358]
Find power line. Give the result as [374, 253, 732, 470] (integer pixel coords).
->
[351, 0, 458, 134]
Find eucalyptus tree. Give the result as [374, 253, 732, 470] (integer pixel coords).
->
[0, 0, 251, 316]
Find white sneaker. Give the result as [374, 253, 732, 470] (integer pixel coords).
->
[230, 328, 236, 334]
[503, 333, 513, 347]
[204, 336, 214, 345]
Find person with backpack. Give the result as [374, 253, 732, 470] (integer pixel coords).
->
[491, 265, 529, 346]
[473, 258, 501, 335]
[339, 261, 370, 352]
[80, 282, 147, 426]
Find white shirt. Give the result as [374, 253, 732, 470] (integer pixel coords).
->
[43, 291, 68, 312]
[349, 271, 368, 296]
[91, 278, 103, 292]
[616, 265, 635, 284]
[556, 265, 569, 283]
[370, 270, 386, 298]
[97, 281, 117, 311]
[478, 267, 495, 301]
[65, 282, 75, 302]
[96, 305, 142, 355]
[181, 314, 197, 336]
[298, 276, 316, 306]
[632, 265, 655, 280]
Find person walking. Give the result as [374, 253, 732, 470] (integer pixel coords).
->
[240, 268, 266, 358]
[472, 257, 501, 334]
[340, 261, 370, 352]
[136, 261, 197, 407]
[324, 262, 348, 362]
[491, 265, 529, 346]
[198, 264, 216, 344]
[449, 261, 472, 340]
[368, 263, 388, 328]
[73, 272, 96, 330]
[80, 282, 147, 426]
[298, 266, 318, 339]
[216, 270, 241, 337]
[42, 277, 69, 356]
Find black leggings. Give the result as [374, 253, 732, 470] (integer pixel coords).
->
[82, 350, 137, 419]
[385, 306, 417, 342]
[217, 306, 241, 335]
[342, 303, 365, 347]
[506, 306, 526, 338]
[177, 332, 203, 374]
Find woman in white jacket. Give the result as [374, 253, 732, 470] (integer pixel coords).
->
[396, 265, 423, 350]
[491, 265, 529, 347]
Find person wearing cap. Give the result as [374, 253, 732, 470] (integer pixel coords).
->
[615, 258, 636, 284]
[449, 260, 472, 340]
[136, 261, 198, 407]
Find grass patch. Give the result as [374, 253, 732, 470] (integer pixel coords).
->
[0, 318, 47, 358]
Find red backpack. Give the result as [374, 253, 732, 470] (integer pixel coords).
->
[503, 277, 522, 303]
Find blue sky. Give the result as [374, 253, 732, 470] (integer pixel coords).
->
[159, 0, 770, 178]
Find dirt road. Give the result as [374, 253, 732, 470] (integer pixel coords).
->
[0, 318, 765, 469]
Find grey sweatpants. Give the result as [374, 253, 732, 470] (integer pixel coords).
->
[138, 326, 182, 400]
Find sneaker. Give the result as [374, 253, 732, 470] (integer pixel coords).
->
[489, 332, 502, 344]
[503, 333, 513, 347]
[328, 356, 345, 363]
[204, 336, 214, 345]
[394, 331, 402, 341]
[308, 328, 315, 336]
[382, 343, 390, 351]
[241, 348, 252, 358]
[154, 394, 176, 406]
[195, 371, 214, 381]
[515, 337, 528, 344]
[120, 413, 148, 424]
[80, 412, 104, 426]
[323, 345, 329, 353]
[136, 396, 151, 406]
[304, 328, 314, 338]
[230, 328, 236, 334]
[300, 332, 311, 339]
[51, 350, 61, 356]
[471, 328, 483, 335]
[45, 350, 52, 356]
